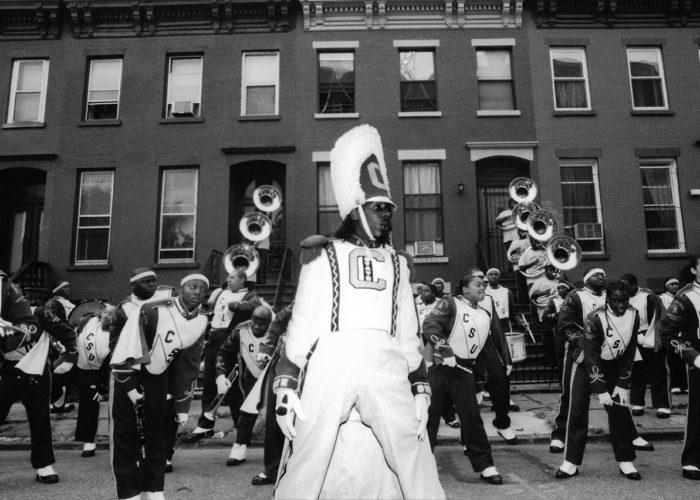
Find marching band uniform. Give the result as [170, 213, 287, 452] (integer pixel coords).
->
[214, 308, 272, 466]
[660, 279, 688, 394]
[628, 287, 670, 417]
[273, 125, 443, 499]
[0, 272, 77, 483]
[109, 275, 209, 499]
[558, 304, 640, 478]
[551, 278, 606, 452]
[657, 280, 700, 480]
[423, 293, 503, 480]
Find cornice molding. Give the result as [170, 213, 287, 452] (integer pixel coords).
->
[300, 0, 524, 30]
[536, 0, 700, 28]
[0, 1, 62, 40]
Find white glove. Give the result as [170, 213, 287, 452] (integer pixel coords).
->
[127, 388, 143, 405]
[637, 334, 645, 345]
[177, 413, 189, 425]
[216, 375, 231, 396]
[256, 352, 271, 368]
[694, 356, 700, 369]
[476, 391, 484, 405]
[414, 394, 430, 441]
[53, 361, 74, 375]
[612, 386, 630, 406]
[505, 364, 513, 377]
[598, 392, 613, 406]
[275, 388, 305, 441]
[442, 356, 457, 368]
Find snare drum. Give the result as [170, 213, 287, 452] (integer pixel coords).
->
[506, 332, 527, 363]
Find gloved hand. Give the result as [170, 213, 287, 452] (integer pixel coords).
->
[442, 356, 457, 368]
[177, 413, 189, 426]
[505, 364, 513, 377]
[127, 388, 143, 405]
[275, 388, 305, 441]
[598, 392, 613, 406]
[256, 352, 271, 369]
[53, 361, 74, 375]
[216, 375, 231, 396]
[414, 394, 430, 441]
[612, 386, 630, 406]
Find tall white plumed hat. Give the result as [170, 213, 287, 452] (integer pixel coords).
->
[330, 124, 395, 221]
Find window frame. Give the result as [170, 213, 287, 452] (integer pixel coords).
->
[241, 51, 280, 117]
[74, 170, 114, 265]
[317, 50, 356, 115]
[316, 162, 340, 235]
[85, 57, 123, 121]
[639, 159, 685, 253]
[626, 47, 669, 111]
[164, 54, 204, 118]
[7, 58, 50, 124]
[474, 48, 516, 112]
[559, 160, 606, 255]
[402, 159, 445, 257]
[549, 47, 592, 111]
[398, 48, 438, 113]
[157, 168, 199, 263]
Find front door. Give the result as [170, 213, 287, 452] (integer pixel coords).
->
[0, 169, 45, 273]
[475, 157, 529, 272]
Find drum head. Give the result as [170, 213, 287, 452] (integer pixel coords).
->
[68, 301, 107, 328]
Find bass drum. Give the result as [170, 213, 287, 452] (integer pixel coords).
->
[68, 300, 108, 329]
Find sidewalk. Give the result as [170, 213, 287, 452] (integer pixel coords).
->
[0, 391, 688, 450]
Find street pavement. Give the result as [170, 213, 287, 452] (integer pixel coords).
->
[0, 442, 696, 499]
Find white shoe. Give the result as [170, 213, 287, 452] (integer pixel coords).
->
[226, 443, 247, 466]
[671, 387, 681, 394]
[497, 427, 519, 444]
[146, 492, 165, 500]
[37, 465, 56, 476]
[82, 442, 96, 451]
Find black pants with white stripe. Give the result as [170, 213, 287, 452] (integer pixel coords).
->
[551, 340, 576, 444]
[631, 346, 670, 409]
[75, 368, 101, 443]
[0, 366, 54, 468]
[565, 359, 636, 466]
[682, 366, 700, 468]
[110, 370, 169, 499]
[427, 364, 494, 473]
[668, 348, 688, 391]
[475, 337, 511, 430]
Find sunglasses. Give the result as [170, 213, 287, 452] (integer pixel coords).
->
[368, 202, 396, 214]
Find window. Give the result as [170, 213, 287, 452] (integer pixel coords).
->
[476, 49, 515, 110]
[560, 162, 605, 254]
[627, 47, 668, 110]
[7, 59, 49, 123]
[75, 171, 114, 264]
[317, 163, 339, 235]
[165, 56, 203, 118]
[158, 169, 198, 262]
[399, 50, 437, 112]
[318, 52, 355, 114]
[640, 160, 685, 252]
[242, 52, 279, 116]
[549, 48, 591, 110]
[85, 58, 123, 120]
[403, 161, 443, 256]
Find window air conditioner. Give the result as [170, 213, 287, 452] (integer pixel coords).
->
[573, 222, 603, 240]
[413, 240, 437, 256]
[172, 101, 195, 117]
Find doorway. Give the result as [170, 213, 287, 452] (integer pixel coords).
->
[0, 168, 46, 273]
[475, 157, 529, 272]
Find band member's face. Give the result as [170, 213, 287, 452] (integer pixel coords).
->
[586, 272, 606, 291]
[621, 279, 638, 297]
[463, 277, 485, 304]
[557, 286, 569, 298]
[486, 271, 500, 284]
[360, 201, 394, 240]
[132, 277, 157, 300]
[58, 286, 71, 297]
[433, 282, 444, 293]
[415, 284, 425, 296]
[251, 316, 271, 337]
[227, 274, 245, 291]
[608, 290, 629, 316]
[180, 280, 208, 309]
[420, 287, 435, 303]
[666, 282, 679, 295]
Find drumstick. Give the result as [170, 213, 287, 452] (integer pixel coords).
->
[520, 314, 537, 343]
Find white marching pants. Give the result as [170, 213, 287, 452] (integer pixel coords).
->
[275, 331, 445, 500]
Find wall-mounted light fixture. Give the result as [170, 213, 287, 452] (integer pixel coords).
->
[457, 183, 465, 195]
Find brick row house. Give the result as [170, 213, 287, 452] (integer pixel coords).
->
[1, 0, 699, 303]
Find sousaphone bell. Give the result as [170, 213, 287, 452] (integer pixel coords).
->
[545, 235, 582, 271]
[511, 202, 540, 232]
[509, 177, 537, 203]
[526, 209, 558, 243]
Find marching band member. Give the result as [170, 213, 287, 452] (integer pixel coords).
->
[657, 255, 700, 480]
[109, 274, 209, 500]
[431, 277, 446, 299]
[45, 281, 77, 414]
[620, 273, 671, 418]
[111, 268, 162, 350]
[46, 281, 75, 320]
[0, 270, 77, 484]
[556, 281, 642, 480]
[423, 273, 505, 484]
[660, 277, 687, 394]
[495, 199, 518, 254]
[74, 308, 112, 457]
[543, 281, 571, 324]
[529, 265, 560, 324]
[189, 269, 262, 441]
[273, 125, 444, 499]
[214, 305, 273, 466]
